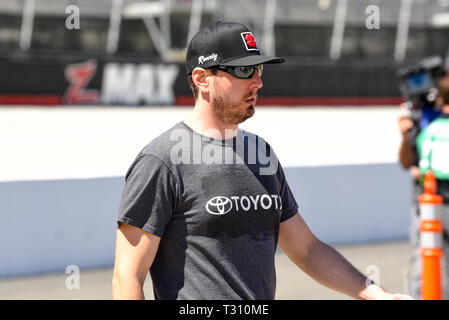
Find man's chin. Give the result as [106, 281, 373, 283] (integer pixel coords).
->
[239, 105, 255, 124]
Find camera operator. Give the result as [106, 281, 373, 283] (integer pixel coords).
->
[397, 57, 449, 299]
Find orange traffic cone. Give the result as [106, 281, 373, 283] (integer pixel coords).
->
[419, 170, 444, 300]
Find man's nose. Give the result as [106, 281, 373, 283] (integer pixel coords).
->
[250, 70, 263, 89]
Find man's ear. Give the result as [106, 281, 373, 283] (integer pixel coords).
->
[192, 68, 210, 97]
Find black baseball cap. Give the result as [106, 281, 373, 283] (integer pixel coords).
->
[185, 21, 285, 75]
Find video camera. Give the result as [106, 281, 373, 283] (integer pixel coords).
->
[397, 55, 446, 111]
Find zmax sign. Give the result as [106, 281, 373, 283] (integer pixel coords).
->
[63, 59, 180, 105]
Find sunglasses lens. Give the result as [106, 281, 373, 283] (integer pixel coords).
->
[217, 65, 263, 79]
[234, 66, 255, 78]
[233, 65, 263, 79]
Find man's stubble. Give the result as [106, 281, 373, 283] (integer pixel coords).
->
[211, 85, 256, 125]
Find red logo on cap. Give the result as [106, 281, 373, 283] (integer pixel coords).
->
[241, 32, 258, 51]
[245, 34, 257, 48]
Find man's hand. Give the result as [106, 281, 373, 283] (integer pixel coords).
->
[397, 104, 418, 169]
[359, 284, 414, 300]
[398, 115, 414, 135]
[410, 165, 422, 181]
[397, 102, 415, 134]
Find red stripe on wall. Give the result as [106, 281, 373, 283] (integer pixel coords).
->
[0, 95, 62, 105]
[0, 95, 404, 106]
[176, 95, 404, 106]
[257, 96, 404, 106]
[175, 96, 195, 106]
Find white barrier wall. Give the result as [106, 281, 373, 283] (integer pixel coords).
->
[0, 178, 122, 277]
[285, 164, 412, 244]
[0, 106, 413, 277]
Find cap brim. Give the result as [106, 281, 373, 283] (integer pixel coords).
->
[220, 55, 285, 67]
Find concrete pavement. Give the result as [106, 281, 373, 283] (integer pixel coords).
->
[0, 239, 412, 300]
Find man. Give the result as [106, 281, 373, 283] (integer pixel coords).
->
[113, 21, 412, 300]
[398, 70, 449, 299]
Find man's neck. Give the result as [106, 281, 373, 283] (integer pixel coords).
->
[184, 102, 239, 140]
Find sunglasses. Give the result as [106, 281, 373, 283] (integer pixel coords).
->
[215, 64, 263, 79]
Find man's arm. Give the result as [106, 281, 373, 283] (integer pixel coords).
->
[399, 130, 416, 169]
[397, 115, 422, 181]
[397, 114, 418, 169]
[278, 214, 413, 300]
[112, 222, 161, 299]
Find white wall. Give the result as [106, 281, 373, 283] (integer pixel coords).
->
[285, 164, 412, 244]
[0, 106, 404, 180]
[0, 106, 413, 277]
[0, 178, 122, 277]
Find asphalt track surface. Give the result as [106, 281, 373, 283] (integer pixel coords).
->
[0, 240, 412, 300]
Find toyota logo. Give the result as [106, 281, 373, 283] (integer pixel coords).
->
[205, 196, 233, 215]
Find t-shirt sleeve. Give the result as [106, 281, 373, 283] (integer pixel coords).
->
[277, 161, 299, 222]
[117, 152, 178, 237]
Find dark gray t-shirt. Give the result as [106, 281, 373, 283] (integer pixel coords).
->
[117, 121, 298, 300]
